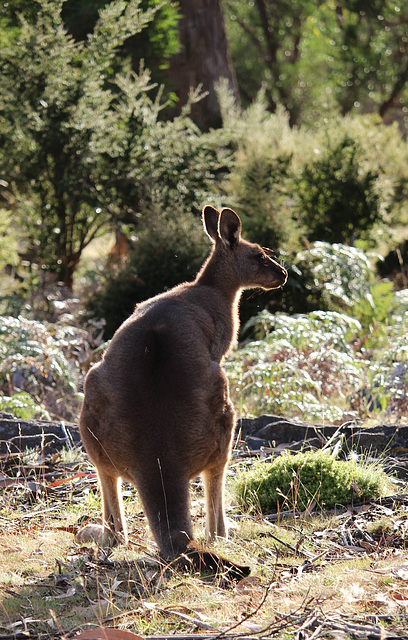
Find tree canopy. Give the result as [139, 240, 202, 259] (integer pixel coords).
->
[0, 0, 407, 305]
[0, 0, 226, 289]
[224, 0, 408, 126]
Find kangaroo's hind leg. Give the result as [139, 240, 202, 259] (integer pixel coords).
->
[202, 369, 236, 541]
[99, 468, 128, 543]
[202, 462, 228, 541]
[76, 467, 127, 546]
[77, 400, 128, 546]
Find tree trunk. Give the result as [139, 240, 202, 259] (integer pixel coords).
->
[166, 0, 239, 129]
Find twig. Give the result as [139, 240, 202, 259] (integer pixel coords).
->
[260, 523, 314, 559]
[158, 609, 218, 631]
[214, 573, 277, 639]
[293, 611, 319, 636]
[296, 549, 330, 576]
[306, 622, 326, 640]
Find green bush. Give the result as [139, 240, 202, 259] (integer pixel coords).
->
[86, 208, 209, 338]
[226, 309, 363, 422]
[293, 128, 388, 245]
[234, 450, 390, 514]
[295, 241, 373, 309]
[226, 238, 408, 422]
[377, 239, 408, 289]
[219, 89, 299, 250]
[289, 115, 408, 247]
[0, 315, 90, 420]
[219, 91, 408, 255]
[0, 392, 50, 420]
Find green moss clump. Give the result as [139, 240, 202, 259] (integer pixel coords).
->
[234, 450, 390, 514]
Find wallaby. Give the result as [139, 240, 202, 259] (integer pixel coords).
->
[77, 206, 287, 578]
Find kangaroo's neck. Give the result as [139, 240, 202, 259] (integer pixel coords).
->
[194, 255, 242, 362]
[195, 252, 242, 302]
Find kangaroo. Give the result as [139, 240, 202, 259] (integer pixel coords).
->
[77, 206, 287, 578]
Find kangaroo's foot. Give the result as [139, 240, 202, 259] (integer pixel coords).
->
[175, 541, 250, 584]
[75, 523, 125, 547]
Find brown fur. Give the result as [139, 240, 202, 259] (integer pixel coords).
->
[78, 206, 287, 575]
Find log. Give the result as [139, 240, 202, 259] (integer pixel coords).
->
[0, 412, 81, 455]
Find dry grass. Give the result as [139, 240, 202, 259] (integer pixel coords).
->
[1, 447, 408, 639]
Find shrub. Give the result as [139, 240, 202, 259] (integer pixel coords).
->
[377, 239, 408, 289]
[289, 114, 408, 248]
[0, 392, 50, 420]
[0, 315, 91, 420]
[234, 450, 390, 514]
[295, 241, 373, 309]
[226, 240, 408, 422]
[86, 207, 209, 338]
[226, 309, 364, 422]
[218, 88, 300, 250]
[292, 124, 391, 245]
[218, 92, 408, 255]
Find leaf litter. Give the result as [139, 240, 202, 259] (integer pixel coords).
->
[1, 440, 408, 639]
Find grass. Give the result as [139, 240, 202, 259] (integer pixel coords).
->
[1, 446, 408, 638]
[233, 449, 392, 515]
[1, 243, 408, 636]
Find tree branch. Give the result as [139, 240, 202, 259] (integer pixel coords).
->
[379, 60, 408, 118]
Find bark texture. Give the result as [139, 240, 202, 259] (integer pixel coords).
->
[166, 0, 238, 129]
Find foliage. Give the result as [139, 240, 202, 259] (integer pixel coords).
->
[377, 239, 408, 289]
[86, 207, 210, 338]
[352, 280, 396, 330]
[227, 239, 408, 422]
[226, 309, 364, 422]
[224, 0, 408, 127]
[234, 450, 390, 514]
[359, 296, 408, 417]
[0, 0, 231, 292]
[126, 103, 230, 215]
[61, 0, 180, 84]
[0, 0, 159, 288]
[292, 119, 394, 245]
[219, 88, 298, 250]
[224, 0, 317, 125]
[219, 90, 406, 258]
[0, 208, 18, 268]
[295, 241, 374, 310]
[0, 391, 50, 420]
[0, 315, 93, 420]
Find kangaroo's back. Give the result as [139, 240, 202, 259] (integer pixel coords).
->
[78, 205, 287, 579]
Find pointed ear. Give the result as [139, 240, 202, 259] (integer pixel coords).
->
[202, 205, 220, 242]
[218, 208, 242, 248]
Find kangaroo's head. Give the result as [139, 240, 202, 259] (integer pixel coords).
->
[202, 205, 288, 291]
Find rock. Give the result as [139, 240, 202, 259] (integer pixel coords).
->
[237, 414, 408, 457]
[345, 424, 408, 454]
[237, 414, 347, 446]
[243, 436, 273, 451]
[0, 416, 81, 455]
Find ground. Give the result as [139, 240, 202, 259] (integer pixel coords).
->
[1, 441, 408, 639]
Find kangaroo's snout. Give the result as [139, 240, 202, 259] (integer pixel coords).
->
[263, 252, 288, 289]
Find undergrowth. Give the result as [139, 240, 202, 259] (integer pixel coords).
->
[0, 314, 100, 420]
[226, 242, 408, 423]
[0, 446, 407, 639]
[234, 450, 391, 515]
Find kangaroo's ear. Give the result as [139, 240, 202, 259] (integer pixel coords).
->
[219, 208, 242, 248]
[202, 205, 220, 242]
